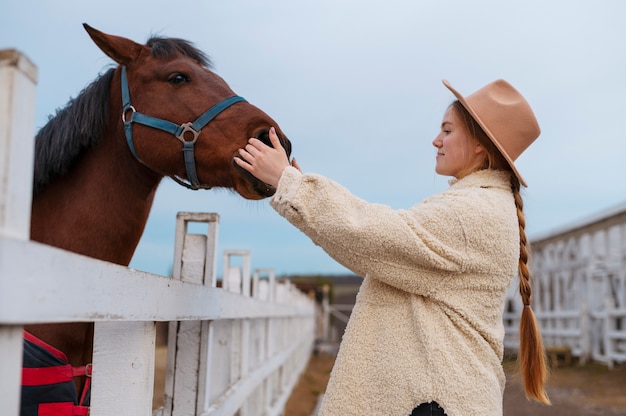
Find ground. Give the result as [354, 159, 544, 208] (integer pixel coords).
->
[284, 353, 626, 416]
[153, 346, 626, 415]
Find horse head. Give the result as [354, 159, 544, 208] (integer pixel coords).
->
[83, 24, 291, 200]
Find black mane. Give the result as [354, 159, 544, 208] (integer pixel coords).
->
[32, 68, 114, 196]
[32, 36, 212, 196]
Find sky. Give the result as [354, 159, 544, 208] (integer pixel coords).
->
[2, 0, 625, 278]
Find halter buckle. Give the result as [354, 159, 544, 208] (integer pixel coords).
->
[121, 105, 136, 123]
[176, 122, 200, 144]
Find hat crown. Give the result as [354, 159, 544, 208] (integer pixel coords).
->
[443, 79, 540, 187]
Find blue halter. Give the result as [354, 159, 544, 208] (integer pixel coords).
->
[120, 66, 246, 190]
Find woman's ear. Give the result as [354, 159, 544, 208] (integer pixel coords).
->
[474, 142, 485, 155]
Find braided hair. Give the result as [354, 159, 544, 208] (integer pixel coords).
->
[451, 101, 550, 404]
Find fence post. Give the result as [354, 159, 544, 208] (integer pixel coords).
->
[166, 212, 219, 415]
[321, 284, 330, 342]
[0, 49, 38, 416]
[580, 298, 590, 364]
[222, 251, 252, 415]
[605, 295, 615, 369]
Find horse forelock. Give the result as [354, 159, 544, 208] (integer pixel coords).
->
[147, 36, 213, 68]
[32, 68, 115, 196]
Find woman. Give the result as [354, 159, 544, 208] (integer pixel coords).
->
[235, 79, 550, 415]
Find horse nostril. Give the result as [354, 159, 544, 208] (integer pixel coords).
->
[251, 128, 291, 157]
[252, 128, 271, 146]
[260, 132, 271, 146]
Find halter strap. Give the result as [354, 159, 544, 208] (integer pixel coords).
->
[120, 66, 246, 190]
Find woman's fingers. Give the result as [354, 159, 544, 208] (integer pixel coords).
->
[269, 127, 282, 150]
[236, 148, 252, 163]
[235, 127, 292, 187]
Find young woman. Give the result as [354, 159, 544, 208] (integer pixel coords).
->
[235, 79, 550, 415]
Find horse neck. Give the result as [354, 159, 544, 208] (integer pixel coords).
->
[30, 129, 162, 266]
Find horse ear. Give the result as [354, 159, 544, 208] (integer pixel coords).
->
[83, 23, 145, 66]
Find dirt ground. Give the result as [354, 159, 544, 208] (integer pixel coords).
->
[284, 353, 626, 416]
[154, 346, 626, 415]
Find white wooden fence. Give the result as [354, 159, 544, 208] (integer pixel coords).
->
[0, 49, 315, 416]
[504, 203, 626, 368]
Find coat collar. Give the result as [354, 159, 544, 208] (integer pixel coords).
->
[448, 169, 512, 190]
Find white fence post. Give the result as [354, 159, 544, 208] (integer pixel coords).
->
[165, 212, 220, 416]
[0, 49, 38, 416]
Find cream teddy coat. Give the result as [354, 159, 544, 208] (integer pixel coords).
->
[270, 167, 519, 416]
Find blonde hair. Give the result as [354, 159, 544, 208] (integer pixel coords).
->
[451, 101, 551, 404]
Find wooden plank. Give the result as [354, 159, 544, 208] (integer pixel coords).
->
[0, 49, 37, 240]
[196, 320, 214, 415]
[0, 49, 37, 416]
[91, 321, 157, 416]
[223, 250, 249, 293]
[171, 231, 208, 415]
[172, 212, 219, 284]
[0, 326, 23, 416]
[0, 237, 313, 323]
[171, 320, 202, 415]
[164, 215, 215, 416]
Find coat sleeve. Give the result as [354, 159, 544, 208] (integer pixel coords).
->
[270, 167, 472, 295]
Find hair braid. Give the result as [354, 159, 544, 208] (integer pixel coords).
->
[451, 99, 550, 403]
[511, 175, 550, 404]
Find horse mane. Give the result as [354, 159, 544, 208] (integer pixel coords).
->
[32, 68, 115, 196]
[32, 36, 212, 196]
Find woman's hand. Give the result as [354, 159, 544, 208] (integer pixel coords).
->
[235, 127, 300, 188]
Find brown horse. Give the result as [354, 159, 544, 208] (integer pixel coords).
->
[25, 24, 290, 406]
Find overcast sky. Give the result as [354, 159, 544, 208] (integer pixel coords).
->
[2, 1, 625, 277]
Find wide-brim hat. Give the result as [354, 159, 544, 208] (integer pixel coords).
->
[442, 79, 540, 187]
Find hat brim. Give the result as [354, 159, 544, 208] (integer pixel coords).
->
[442, 80, 527, 187]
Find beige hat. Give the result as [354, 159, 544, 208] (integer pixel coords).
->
[443, 79, 540, 187]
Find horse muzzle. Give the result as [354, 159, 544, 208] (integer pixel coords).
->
[232, 127, 291, 199]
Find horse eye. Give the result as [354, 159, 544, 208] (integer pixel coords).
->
[168, 73, 190, 85]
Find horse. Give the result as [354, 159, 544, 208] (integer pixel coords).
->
[23, 24, 291, 413]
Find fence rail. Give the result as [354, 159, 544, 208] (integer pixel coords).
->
[0, 49, 315, 416]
